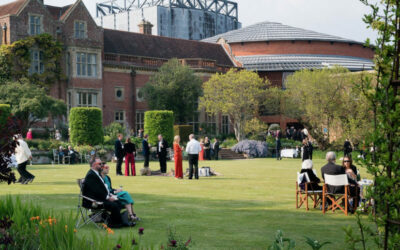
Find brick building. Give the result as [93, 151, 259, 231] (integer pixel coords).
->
[203, 21, 375, 130]
[0, 0, 236, 135]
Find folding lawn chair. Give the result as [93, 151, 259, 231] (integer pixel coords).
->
[322, 174, 355, 216]
[296, 172, 322, 210]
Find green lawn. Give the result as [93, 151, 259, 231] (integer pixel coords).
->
[1, 158, 371, 249]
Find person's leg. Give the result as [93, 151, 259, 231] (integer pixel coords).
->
[144, 154, 149, 167]
[103, 201, 122, 226]
[125, 154, 130, 176]
[194, 155, 199, 179]
[159, 156, 163, 172]
[17, 161, 28, 182]
[161, 155, 167, 173]
[132, 154, 136, 176]
[188, 155, 193, 179]
[215, 150, 219, 160]
[116, 157, 122, 175]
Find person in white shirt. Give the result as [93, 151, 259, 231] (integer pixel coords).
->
[185, 134, 202, 179]
[14, 134, 34, 184]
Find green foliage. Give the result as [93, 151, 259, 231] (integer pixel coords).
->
[26, 139, 68, 151]
[304, 236, 331, 250]
[104, 122, 126, 143]
[244, 117, 268, 139]
[0, 104, 11, 126]
[69, 108, 103, 146]
[269, 124, 281, 131]
[144, 110, 174, 146]
[266, 136, 301, 148]
[284, 67, 373, 150]
[165, 226, 192, 250]
[130, 137, 143, 150]
[0, 79, 67, 133]
[141, 58, 203, 124]
[0, 33, 64, 87]
[220, 138, 237, 148]
[268, 230, 296, 250]
[199, 69, 271, 141]
[174, 125, 193, 143]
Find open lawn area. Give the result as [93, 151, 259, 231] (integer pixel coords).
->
[1, 158, 372, 249]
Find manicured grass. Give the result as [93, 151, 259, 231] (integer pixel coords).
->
[1, 158, 372, 249]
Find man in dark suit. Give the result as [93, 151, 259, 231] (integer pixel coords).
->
[142, 134, 150, 168]
[156, 134, 168, 173]
[343, 139, 352, 157]
[212, 138, 220, 160]
[275, 130, 282, 160]
[82, 160, 123, 228]
[114, 134, 124, 175]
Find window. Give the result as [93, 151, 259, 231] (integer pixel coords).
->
[76, 92, 98, 107]
[282, 72, 294, 89]
[136, 88, 144, 102]
[115, 111, 125, 122]
[67, 92, 72, 112]
[74, 21, 86, 39]
[205, 114, 217, 135]
[221, 115, 230, 134]
[136, 110, 145, 132]
[115, 87, 124, 101]
[29, 50, 44, 74]
[188, 101, 199, 133]
[76, 53, 97, 77]
[29, 15, 42, 35]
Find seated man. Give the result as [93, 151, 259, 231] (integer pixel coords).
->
[67, 146, 78, 164]
[82, 160, 129, 228]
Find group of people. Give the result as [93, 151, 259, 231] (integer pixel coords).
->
[114, 134, 138, 176]
[274, 128, 313, 161]
[198, 137, 220, 161]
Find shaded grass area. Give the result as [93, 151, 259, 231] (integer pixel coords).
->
[1, 158, 372, 249]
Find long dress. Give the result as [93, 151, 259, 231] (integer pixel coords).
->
[103, 175, 134, 206]
[174, 143, 183, 178]
[199, 143, 204, 161]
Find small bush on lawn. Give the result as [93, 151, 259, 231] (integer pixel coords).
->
[69, 107, 103, 145]
[174, 125, 193, 143]
[144, 110, 174, 146]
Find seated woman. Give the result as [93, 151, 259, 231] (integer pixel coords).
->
[101, 164, 140, 221]
[300, 159, 322, 190]
[342, 156, 359, 182]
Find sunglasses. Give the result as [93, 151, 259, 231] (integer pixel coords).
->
[344, 160, 351, 163]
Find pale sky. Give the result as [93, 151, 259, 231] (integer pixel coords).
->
[0, 0, 378, 43]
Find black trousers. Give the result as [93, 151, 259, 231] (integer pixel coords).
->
[214, 150, 219, 160]
[144, 154, 150, 167]
[205, 149, 211, 160]
[103, 200, 122, 226]
[116, 157, 123, 175]
[188, 154, 199, 179]
[17, 160, 34, 181]
[159, 154, 167, 173]
[276, 147, 281, 160]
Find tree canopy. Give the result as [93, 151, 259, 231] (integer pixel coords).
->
[199, 69, 270, 141]
[0, 79, 67, 133]
[141, 58, 203, 124]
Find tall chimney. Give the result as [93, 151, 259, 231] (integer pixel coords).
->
[138, 19, 153, 35]
[2, 23, 7, 45]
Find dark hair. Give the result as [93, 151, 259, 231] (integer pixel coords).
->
[342, 155, 353, 166]
[126, 137, 131, 143]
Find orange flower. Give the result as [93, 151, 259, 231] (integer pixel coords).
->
[107, 228, 114, 235]
[102, 223, 108, 229]
[65, 225, 68, 232]
[30, 217, 36, 221]
[74, 229, 77, 233]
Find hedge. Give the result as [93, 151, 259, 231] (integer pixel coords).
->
[0, 104, 11, 127]
[173, 125, 193, 143]
[69, 107, 103, 145]
[144, 110, 174, 146]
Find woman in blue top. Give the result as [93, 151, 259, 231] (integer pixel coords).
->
[101, 164, 140, 221]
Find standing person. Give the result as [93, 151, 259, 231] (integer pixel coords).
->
[286, 128, 291, 139]
[204, 137, 211, 160]
[156, 134, 168, 174]
[302, 138, 313, 161]
[14, 134, 35, 184]
[173, 135, 183, 179]
[26, 128, 33, 140]
[199, 139, 205, 161]
[114, 134, 124, 176]
[186, 134, 202, 180]
[276, 130, 282, 160]
[344, 139, 352, 157]
[55, 129, 62, 140]
[142, 134, 150, 169]
[124, 138, 136, 176]
[212, 138, 220, 160]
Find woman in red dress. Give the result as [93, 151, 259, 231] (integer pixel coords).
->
[199, 138, 205, 161]
[173, 135, 183, 179]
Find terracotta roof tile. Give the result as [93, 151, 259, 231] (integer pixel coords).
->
[45, 4, 72, 20]
[0, 0, 26, 18]
[104, 29, 234, 66]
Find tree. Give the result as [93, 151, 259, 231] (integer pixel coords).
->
[69, 107, 103, 145]
[199, 69, 270, 141]
[0, 79, 67, 133]
[284, 67, 373, 149]
[144, 110, 174, 146]
[141, 58, 202, 124]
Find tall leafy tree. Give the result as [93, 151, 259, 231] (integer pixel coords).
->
[199, 69, 270, 141]
[0, 79, 67, 133]
[141, 58, 202, 124]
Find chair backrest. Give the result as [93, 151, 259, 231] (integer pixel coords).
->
[324, 174, 348, 186]
[297, 172, 310, 185]
[77, 178, 85, 190]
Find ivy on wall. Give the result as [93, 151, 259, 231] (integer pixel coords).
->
[0, 33, 64, 87]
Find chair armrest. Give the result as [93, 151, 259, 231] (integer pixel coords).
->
[81, 195, 104, 205]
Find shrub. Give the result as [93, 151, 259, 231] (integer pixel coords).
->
[221, 138, 237, 148]
[269, 123, 281, 131]
[69, 107, 103, 145]
[26, 139, 68, 152]
[232, 140, 268, 158]
[104, 122, 126, 143]
[174, 125, 193, 143]
[144, 110, 174, 145]
[0, 104, 11, 127]
[130, 137, 143, 150]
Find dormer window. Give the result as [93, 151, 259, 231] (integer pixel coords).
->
[29, 15, 42, 35]
[74, 21, 86, 39]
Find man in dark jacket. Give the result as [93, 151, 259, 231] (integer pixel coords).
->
[212, 138, 220, 160]
[302, 138, 313, 161]
[82, 160, 123, 228]
[142, 134, 150, 168]
[343, 139, 352, 157]
[156, 134, 168, 173]
[275, 130, 282, 160]
[114, 134, 124, 175]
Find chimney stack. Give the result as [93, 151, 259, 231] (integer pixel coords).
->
[2, 23, 7, 45]
[138, 19, 153, 35]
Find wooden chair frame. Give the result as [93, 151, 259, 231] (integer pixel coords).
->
[296, 172, 322, 210]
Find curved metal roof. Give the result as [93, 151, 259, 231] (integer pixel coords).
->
[237, 54, 374, 71]
[203, 21, 362, 44]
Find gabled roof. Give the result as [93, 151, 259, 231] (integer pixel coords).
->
[203, 21, 362, 45]
[236, 54, 374, 72]
[104, 29, 235, 66]
[45, 4, 73, 21]
[0, 0, 26, 18]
